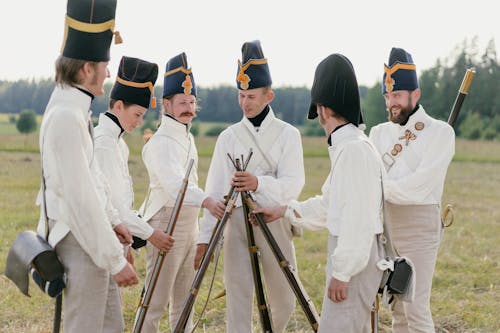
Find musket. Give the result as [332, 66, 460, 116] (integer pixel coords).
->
[439, 69, 476, 229]
[172, 153, 253, 333]
[237, 158, 274, 333]
[240, 192, 320, 332]
[447, 68, 476, 128]
[133, 158, 195, 333]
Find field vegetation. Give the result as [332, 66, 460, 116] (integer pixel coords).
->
[0, 121, 498, 332]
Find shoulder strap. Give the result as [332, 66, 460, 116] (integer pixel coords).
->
[40, 156, 50, 241]
[140, 134, 193, 217]
[232, 119, 285, 173]
[154, 133, 193, 168]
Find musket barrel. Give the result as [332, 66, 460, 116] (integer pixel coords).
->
[447, 68, 476, 127]
[133, 158, 195, 333]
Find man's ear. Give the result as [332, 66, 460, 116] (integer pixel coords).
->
[265, 89, 275, 103]
[162, 98, 170, 113]
[81, 62, 94, 79]
[412, 88, 421, 102]
[114, 100, 124, 113]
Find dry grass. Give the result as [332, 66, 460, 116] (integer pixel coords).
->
[0, 135, 499, 332]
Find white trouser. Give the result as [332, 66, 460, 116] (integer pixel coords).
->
[223, 206, 297, 333]
[318, 234, 384, 333]
[386, 203, 442, 333]
[135, 205, 199, 333]
[56, 232, 124, 333]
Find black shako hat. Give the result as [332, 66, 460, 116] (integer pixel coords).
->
[308, 53, 361, 126]
[236, 40, 272, 90]
[382, 47, 419, 94]
[110, 56, 159, 109]
[163, 52, 196, 97]
[61, 0, 121, 62]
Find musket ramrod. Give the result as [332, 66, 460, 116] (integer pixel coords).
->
[133, 158, 195, 333]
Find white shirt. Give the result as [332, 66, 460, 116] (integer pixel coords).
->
[369, 106, 455, 205]
[198, 108, 305, 244]
[285, 124, 384, 282]
[36, 85, 126, 275]
[140, 115, 207, 222]
[94, 113, 154, 240]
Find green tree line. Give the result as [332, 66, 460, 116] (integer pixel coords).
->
[1, 38, 498, 139]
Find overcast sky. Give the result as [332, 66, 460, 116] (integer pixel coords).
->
[0, 0, 497, 88]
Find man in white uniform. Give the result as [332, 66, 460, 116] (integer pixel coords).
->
[94, 56, 174, 256]
[136, 52, 225, 333]
[369, 47, 455, 333]
[254, 53, 385, 332]
[197, 40, 305, 333]
[36, 1, 138, 332]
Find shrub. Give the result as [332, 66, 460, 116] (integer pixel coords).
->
[302, 120, 324, 137]
[190, 121, 200, 136]
[16, 109, 37, 134]
[205, 124, 227, 137]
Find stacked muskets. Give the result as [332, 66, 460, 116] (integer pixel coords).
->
[174, 151, 321, 332]
[230, 154, 320, 332]
[172, 154, 252, 333]
[133, 159, 195, 333]
[236, 156, 274, 332]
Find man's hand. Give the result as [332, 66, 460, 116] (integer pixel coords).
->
[113, 262, 138, 287]
[148, 229, 175, 253]
[202, 197, 226, 220]
[114, 223, 132, 245]
[250, 205, 286, 225]
[194, 244, 208, 270]
[327, 277, 348, 303]
[232, 171, 258, 192]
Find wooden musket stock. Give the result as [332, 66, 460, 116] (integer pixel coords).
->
[241, 192, 320, 332]
[133, 158, 195, 333]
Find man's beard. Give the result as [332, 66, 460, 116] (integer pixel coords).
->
[388, 103, 413, 125]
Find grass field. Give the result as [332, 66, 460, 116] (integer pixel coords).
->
[0, 123, 499, 332]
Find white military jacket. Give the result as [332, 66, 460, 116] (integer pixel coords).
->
[94, 113, 154, 240]
[36, 85, 126, 275]
[140, 114, 207, 222]
[198, 108, 305, 244]
[369, 106, 455, 205]
[285, 124, 384, 282]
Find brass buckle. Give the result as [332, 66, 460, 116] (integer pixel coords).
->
[441, 204, 454, 228]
